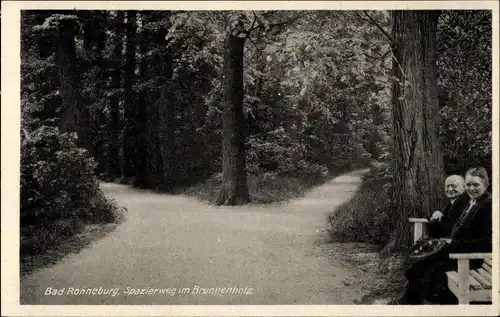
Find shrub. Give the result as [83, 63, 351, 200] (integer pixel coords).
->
[20, 126, 120, 255]
[327, 163, 395, 245]
[246, 127, 330, 183]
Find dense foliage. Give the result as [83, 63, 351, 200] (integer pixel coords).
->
[22, 10, 391, 194]
[436, 10, 492, 175]
[20, 127, 119, 255]
[21, 9, 491, 252]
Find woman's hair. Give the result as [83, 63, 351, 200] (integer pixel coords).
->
[466, 167, 490, 187]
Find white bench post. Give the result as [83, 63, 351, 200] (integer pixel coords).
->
[414, 222, 423, 243]
[457, 259, 470, 304]
[408, 218, 429, 243]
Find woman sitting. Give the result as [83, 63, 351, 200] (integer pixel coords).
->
[391, 167, 492, 305]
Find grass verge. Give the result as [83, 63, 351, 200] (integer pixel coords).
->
[20, 204, 126, 277]
[21, 223, 118, 277]
[182, 173, 327, 204]
[327, 167, 394, 245]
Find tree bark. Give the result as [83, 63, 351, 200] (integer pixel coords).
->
[215, 15, 250, 206]
[384, 10, 445, 254]
[139, 11, 172, 190]
[123, 11, 138, 181]
[55, 17, 91, 153]
[133, 12, 155, 188]
[82, 11, 108, 176]
[109, 11, 124, 180]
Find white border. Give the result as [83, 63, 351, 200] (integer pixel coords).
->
[2, 1, 499, 316]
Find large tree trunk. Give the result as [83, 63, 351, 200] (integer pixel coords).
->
[139, 11, 172, 190]
[133, 12, 153, 188]
[215, 15, 250, 206]
[151, 14, 173, 191]
[157, 81, 174, 190]
[55, 17, 91, 154]
[109, 11, 124, 180]
[384, 11, 444, 254]
[82, 11, 108, 176]
[123, 11, 137, 182]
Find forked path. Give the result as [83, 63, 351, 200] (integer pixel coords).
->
[21, 170, 368, 304]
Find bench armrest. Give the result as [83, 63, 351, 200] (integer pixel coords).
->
[408, 218, 429, 243]
[409, 218, 429, 223]
[449, 253, 492, 260]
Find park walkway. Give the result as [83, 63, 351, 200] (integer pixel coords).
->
[21, 170, 369, 304]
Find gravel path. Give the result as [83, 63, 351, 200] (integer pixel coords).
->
[21, 169, 368, 305]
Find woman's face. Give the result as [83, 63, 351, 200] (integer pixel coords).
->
[465, 175, 487, 199]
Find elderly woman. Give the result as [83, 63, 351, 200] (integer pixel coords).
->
[391, 167, 492, 305]
[448, 167, 492, 254]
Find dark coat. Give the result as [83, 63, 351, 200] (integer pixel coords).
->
[427, 193, 470, 238]
[449, 192, 492, 255]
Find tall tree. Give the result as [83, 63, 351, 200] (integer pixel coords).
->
[37, 14, 92, 154]
[140, 11, 172, 189]
[215, 13, 251, 205]
[55, 16, 81, 135]
[108, 11, 124, 180]
[384, 10, 445, 253]
[123, 11, 138, 182]
[80, 10, 109, 175]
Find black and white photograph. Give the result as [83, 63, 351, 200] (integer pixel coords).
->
[1, 0, 499, 315]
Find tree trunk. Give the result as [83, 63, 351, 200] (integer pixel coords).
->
[215, 16, 250, 206]
[384, 10, 444, 254]
[83, 11, 108, 176]
[56, 17, 91, 154]
[109, 11, 124, 180]
[123, 11, 137, 181]
[133, 12, 151, 188]
[139, 11, 172, 190]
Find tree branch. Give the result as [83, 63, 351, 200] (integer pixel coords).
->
[363, 49, 392, 60]
[249, 12, 305, 36]
[267, 14, 303, 30]
[248, 36, 265, 57]
[362, 10, 393, 45]
[354, 11, 371, 24]
[245, 11, 258, 39]
[381, 49, 391, 60]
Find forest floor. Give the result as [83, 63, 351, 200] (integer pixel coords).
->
[20, 169, 402, 304]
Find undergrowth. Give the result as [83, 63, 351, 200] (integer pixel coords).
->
[20, 126, 125, 266]
[327, 164, 395, 245]
[182, 172, 328, 204]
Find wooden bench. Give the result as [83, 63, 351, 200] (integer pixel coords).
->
[446, 253, 492, 304]
[408, 218, 492, 304]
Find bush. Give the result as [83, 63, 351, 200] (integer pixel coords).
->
[327, 163, 395, 245]
[20, 126, 120, 255]
[247, 127, 330, 183]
